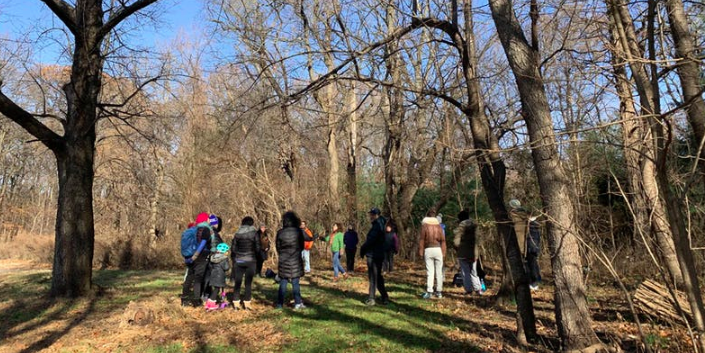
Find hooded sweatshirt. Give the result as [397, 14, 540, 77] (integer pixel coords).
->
[418, 217, 446, 257]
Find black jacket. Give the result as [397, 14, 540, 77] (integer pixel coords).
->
[527, 221, 541, 255]
[231, 225, 260, 263]
[344, 230, 359, 249]
[209, 252, 230, 288]
[360, 216, 386, 259]
[453, 219, 477, 260]
[276, 226, 305, 279]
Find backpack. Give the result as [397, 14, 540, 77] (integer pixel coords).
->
[453, 271, 464, 287]
[180, 227, 198, 258]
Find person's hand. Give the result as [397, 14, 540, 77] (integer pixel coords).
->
[185, 257, 194, 265]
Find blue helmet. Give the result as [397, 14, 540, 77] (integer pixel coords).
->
[216, 243, 230, 253]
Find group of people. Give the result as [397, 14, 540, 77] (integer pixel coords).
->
[180, 200, 542, 311]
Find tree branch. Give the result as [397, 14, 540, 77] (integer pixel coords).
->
[99, 0, 159, 39]
[0, 87, 63, 150]
[39, 0, 77, 35]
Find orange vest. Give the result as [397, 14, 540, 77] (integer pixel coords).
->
[304, 228, 314, 250]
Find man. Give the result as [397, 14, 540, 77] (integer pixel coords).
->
[360, 207, 388, 306]
[182, 212, 214, 307]
[419, 209, 446, 299]
[343, 225, 359, 273]
[453, 209, 483, 295]
[301, 220, 315, 273]
[527, 217, 542, 290]
[256, 225, 270, 277]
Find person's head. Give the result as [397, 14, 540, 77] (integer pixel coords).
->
[241, 216, 255, 226]
[260, 225, 267, 232]
[333, 223, 343, 232]
[348, 225, 354, 231]
[457, 209, 470, 222]
[209, 214, 219, 228]
[300, 220, 307, 229]
[283, 211, 302, 229]
[426, 208, 437, 218]
[195, 212, 209, 224]
[385, 219, 396, 233]
[368, 207, 381, 221]
[216, 243, 230, 254]
[509, 199, 521, 210]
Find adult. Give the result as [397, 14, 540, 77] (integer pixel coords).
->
[343, 225, 359, 274]
[419, 209, 446, 299]
[256, 225, 270, 277]
[276, 211, 306, 309]
[453, 210, 483, 295]
[329, 223, 347, 281]
[182, 212, 214, 307]
[527, 217, 542, 290]
[382, 220, 399, 273]
[231, 216, 261, 310]
[360, 207, 389, 306]
[301, 220, 315, 273]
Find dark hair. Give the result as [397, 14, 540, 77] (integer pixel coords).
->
[457, 210, 470, 222]
[334, 222, 343, 231]
[427, 208, 437, 217]
[215, 217, 223, 232]
[241, 216, 255, 226]
[386, 219, 397, 232]
[282, 211, 301, 229]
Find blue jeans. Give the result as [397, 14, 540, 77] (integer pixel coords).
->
[459, 258, 482, 293]
[302, 250, 311, 272]
[277, 277, 302, 306]
[332, 252, 345, 277]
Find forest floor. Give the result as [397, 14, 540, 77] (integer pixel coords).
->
[0, 259, 693, 353]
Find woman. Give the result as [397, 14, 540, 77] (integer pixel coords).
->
[418, 209, 446, 299]
[382, 220, 399, 273]
[231, 216, 261, 310]
[329, 223, 347, 281]
[276, 211, 306, 309]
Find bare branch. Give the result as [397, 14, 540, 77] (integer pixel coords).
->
[99, 0, 159, 39]
[39, 0, 77, 35]
[0, 86, 63, 150]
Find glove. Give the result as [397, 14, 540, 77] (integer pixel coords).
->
[185, 257, 194, 265]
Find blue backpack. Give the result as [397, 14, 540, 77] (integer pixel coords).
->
[181, 227, 198, 258]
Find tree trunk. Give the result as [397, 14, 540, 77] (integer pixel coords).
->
[488, 0, 600, 349]
[345, 83, 358, 229]
[664, 0, 705, 178]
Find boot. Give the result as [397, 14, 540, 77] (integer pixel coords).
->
[242, 301, 252, 310]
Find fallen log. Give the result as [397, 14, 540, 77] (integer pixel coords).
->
[633, 279, 692, 325]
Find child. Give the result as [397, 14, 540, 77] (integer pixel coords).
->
[205, 243, 231, 311]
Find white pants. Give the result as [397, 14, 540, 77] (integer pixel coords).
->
[424, 247, 444, 293]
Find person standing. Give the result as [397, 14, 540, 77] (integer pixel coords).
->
[453, 210, 483, 295]
[256, 225, 270, 277]
[301, 221, 314, 273]
[276, 211, 306, 309]
[526, 217, 542, 290]
[329, 223, 347, 281]
[343, 225, 359, 274]
[182, 212, 214, 307]
[419, 209, 446, 299]
[231, 216, 261, 310]
[382, 220, 399, 273]
[360, 207, 389, 306]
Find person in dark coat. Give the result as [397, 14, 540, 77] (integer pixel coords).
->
[527, 217, 542, 290]
[231, 216, 261, 310]
[276, 211, 306, 309]
[360, 207, 388, 306]
[453, 209, 482, 295]
[343, 225, 359, 273]
[382, 219, 399, 273]
[205, 243, 231, 310]
[182, 212, 214, 307]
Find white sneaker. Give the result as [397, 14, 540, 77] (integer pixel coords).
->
[529, 284, 539, 291]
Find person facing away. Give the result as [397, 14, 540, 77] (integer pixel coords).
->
[526, 217, 542, 290]
[328, 223, 348, 281]
[343, 225, 359, 273]
[300, 220, 315, 273]
[182, 212, 214, 307]
[231, 216, 261, 310]
[454, 209, 483, 295]
[360, 207, 389, 306]
[276, 211, 306, 309]
[205, 242, 231, 311]
[419, 209, 446, 299]
[382, 220, 400, 273]
[256, 225, 270, 277]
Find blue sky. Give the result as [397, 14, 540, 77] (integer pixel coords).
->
[0, 0, 206, 63]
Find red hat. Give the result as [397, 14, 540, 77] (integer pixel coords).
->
[195, 213, 209, 224]
[187, 222, 195, 228]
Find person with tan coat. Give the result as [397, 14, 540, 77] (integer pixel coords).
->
[418, 209, 447, 299]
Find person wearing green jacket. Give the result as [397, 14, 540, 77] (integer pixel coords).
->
[329, 223, 348, 281]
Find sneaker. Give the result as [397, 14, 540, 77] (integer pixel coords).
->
[476, 290, 485, 296]
[365, 299, 376, 306]
[530, 284, 539, 291]
[204, 299, 218, 311]
[219, 302, 229, 309]
[180, 297, 191, 307]
[191, 299, 203, 308]
[434, 292, 443, 299]
[294, 303, 307, 310]
[421, 292, 433, 299]
[242, 301, 252, 310]
[380, 298, 390, 305]
[343, 273, 349, 280]
[275, 304, 283, 310]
